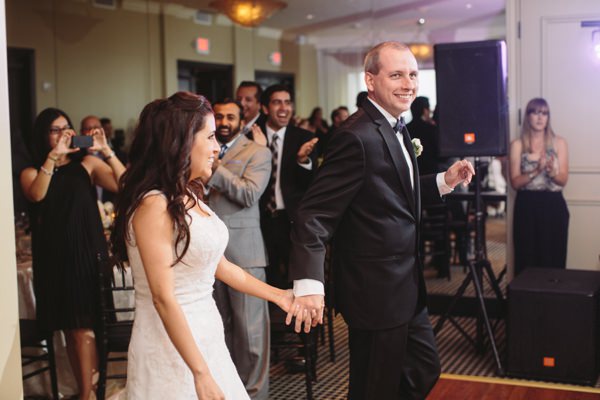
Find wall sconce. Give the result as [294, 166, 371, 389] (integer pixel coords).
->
[209, 0, 287, 28]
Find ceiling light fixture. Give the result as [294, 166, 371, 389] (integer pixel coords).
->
[209, 0, 287, 28]
[409, 43, 433, 62]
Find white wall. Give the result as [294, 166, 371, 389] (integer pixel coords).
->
[507, 0, 600, 272]
[0, 0, 24, 395]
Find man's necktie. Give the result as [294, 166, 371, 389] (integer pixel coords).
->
[218, 143, 228, 159]
[265, 134, 279, 214]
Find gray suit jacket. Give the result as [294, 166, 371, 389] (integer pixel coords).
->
[208, 135, 271, 268]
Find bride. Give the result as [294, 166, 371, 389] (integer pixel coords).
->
[111, 92, 293, 399]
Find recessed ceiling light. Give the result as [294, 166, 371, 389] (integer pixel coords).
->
[466, 3, 473, 9]
[306, 14, 314, 20]
[417, 18, 426, 25]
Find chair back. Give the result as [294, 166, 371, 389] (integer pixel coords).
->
[96, 253, 135, 399]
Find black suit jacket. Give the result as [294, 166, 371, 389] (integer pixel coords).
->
[258, 124, 316, 219]
[289, 100, 442, 330]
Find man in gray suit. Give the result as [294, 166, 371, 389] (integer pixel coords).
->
[207, 99, 272, 400]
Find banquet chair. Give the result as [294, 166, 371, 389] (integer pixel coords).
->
[20, 319, 59, 399]
[96, 254, 135, 400]
[420, 203, 451, 279]
[269, 302, 318, 400]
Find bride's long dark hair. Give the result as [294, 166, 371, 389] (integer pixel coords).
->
[111, 91, 213, 265]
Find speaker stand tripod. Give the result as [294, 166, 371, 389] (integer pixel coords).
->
[433, 157, 505, 375]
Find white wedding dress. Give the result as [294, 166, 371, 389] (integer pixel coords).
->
[125, 192, 250, 399]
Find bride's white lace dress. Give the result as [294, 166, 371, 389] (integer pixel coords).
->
[125, 192, 250, 399]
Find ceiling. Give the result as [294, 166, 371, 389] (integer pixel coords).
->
[180, 0, 506, 50]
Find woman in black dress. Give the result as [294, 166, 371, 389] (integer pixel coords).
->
[20, 108, 126, 399]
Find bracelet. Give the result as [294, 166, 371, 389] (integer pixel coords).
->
[104, 151, 115, 161]
[48, 154, 59, 162]
[40, 166, 53, 176]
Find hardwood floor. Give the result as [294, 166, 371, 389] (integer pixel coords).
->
[428, 375, 600, 400]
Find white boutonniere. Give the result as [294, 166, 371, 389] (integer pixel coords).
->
[412, 138, 423, 157]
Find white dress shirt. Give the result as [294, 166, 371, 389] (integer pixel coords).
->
[266, 125, 312, 211]
[293, 97, 453, 298]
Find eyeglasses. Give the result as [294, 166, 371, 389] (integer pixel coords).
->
[528, 110, 549, 116]
[48, 125, 72, 134]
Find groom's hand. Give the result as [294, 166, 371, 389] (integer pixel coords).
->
[285, 294, 325, 333]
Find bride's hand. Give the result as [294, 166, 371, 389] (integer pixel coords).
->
[194, 373, 225, 400]
[275, 289, 294, 313]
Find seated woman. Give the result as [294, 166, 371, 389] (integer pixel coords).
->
[111, 91, 294, 399]
[20, 108, 126, 399]
[509, 98, 569, 275]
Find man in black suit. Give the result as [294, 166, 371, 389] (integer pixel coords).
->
[258, 84, 318, 289]
[286, 42, 475, 399]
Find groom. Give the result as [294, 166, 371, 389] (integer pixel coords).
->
[286, 41, 475, 399]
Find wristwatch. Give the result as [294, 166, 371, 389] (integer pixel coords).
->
[528, 172, 535, 180]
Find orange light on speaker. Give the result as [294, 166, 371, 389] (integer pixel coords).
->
[196, 37, 210, 55]
[543, 357, 555, 367]
[464, 133, 476, 144]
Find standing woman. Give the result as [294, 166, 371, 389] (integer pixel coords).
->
[510, 98, 569, 275]
[111, 92, 292, 399]
[20, 108, 126, 399]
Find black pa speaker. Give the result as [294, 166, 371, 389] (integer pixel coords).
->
[507, 268, 600, 385]
[434, 40, 508, 157]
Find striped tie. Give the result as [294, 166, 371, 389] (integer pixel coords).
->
[265, 134, 279, 214]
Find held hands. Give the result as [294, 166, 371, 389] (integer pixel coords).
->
[275, 289, 295, 314]
[444, 159, 476, 189]
[297, 138, 319, 164]
[194, 373, 225, 400]
[285, 294, 325, 333]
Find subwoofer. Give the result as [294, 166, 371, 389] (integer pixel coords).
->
[507, 268, 600, 385]
[434, 40, 508, 157]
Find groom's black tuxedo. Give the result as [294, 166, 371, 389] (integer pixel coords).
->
[289, 98, 441, 399]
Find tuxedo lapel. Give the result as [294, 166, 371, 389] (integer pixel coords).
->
[363, 101, 416, 216]
[401, 126, 420, 219]
[375, 120, 415, 215]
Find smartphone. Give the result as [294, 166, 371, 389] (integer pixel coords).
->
[71, 135, 93, 149]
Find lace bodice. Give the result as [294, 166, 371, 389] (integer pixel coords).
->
[127, 193, 228, 310]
